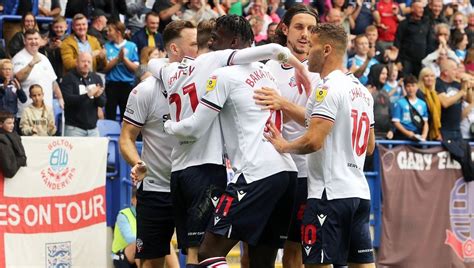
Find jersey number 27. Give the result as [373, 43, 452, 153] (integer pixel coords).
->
[168, 83, 198, 121]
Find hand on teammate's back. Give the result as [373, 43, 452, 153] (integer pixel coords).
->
[253, 87, 285, 110]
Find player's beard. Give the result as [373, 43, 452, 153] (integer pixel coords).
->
[287, 39, 308, 57]
[308, 49, 324, 73]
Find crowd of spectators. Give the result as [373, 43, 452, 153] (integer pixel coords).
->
[1, 0, 474, 142]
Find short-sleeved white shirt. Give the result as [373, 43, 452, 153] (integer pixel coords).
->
[12, 49, 57, 117]
[306, 70, 374, 200]
[123, 76, 178, 192]
[265, 59, 320, 178]
[160, 50, 237, 172]
[201, 62, 297, 184]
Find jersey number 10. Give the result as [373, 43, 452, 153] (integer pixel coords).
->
[169, 83, 199, 121]
[351, 109, 369, 156]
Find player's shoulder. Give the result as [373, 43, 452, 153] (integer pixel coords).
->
[147, 58, 171, 77]
[323, 70, 350, 89]
[132, 76, 162, 98]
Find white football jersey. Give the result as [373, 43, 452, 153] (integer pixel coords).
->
[201, 63, 297, 184]
[160, 50, 237, 172]
[305, 70, 374, 200]
[265, 59, 320, 178]
[123, 76, 178, 192]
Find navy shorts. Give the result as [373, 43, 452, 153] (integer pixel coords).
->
[287, 177, 308, 243]
[170, 164, 227, 250]
[209, 171, 297, 247]
[135, 185, 174, 259]
[301, 191, 374, 266]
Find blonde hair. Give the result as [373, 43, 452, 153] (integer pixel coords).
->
[140, 47, 159, 64]
[0, 59, 12, 69]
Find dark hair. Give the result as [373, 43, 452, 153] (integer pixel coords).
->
[331, 0, 349, 10]
[311, 23, 347, 54]
[24, 28, 40, 38]
[145, 11, 160, 22]
[0, 110, 14, 124]
[163, 20, 196, 48]
[404, 74, 418, 85]
[107, 21, 126, 37]
[215, 15, 254, 45]
[197, 19, 216, 50]
[450, 29, 467, 49]
[367, 63, 388, 90]
[274, 4, 318, 46]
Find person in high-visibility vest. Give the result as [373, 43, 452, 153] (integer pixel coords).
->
[112, 188, 139, 268]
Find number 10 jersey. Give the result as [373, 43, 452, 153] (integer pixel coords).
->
[305, 70, 374, 201]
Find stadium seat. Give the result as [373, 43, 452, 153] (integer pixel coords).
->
[97, 119, 122, 178]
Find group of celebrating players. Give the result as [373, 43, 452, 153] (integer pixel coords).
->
[118, 4, 376, 268]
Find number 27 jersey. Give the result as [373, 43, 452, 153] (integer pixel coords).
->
[306, 70, 374, 201]
[160, 51, 237, 172]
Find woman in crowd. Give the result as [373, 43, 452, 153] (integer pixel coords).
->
[417, 67, 442, 140]
[450, 29, 469, 62]
[136, 47, 163, 81]
[104, 21, 139, 121]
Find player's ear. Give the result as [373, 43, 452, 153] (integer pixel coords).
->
[323, 44, 332, 57]
[169, 42, 178, 56]
[281, 23, 289, 36]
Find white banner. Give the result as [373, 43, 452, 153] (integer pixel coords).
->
[0, 137, 108, 267]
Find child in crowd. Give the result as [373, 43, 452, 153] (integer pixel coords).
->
[20, 84, 56, 136]
[0, 111, 27, 178]
[0, 110, 15, 133]
[383, 63, 405, 104]
[392, 75, 429, 141]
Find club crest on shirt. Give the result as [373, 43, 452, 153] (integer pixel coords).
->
[315, 86, 328, 102]
[206, 76, 217, 92]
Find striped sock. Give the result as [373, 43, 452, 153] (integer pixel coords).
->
[199, 257, 229, 268]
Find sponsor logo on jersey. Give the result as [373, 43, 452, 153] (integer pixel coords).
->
[206, 76, 217, 92]
[315, 86, 328, 102]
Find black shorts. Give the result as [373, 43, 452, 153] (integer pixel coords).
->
[209, 171, 297, 248]
[135, 185, 174, 259]
[301, 191, 374, 266]
[170, 164, 227, 250]
[287, 177, 308, 243]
